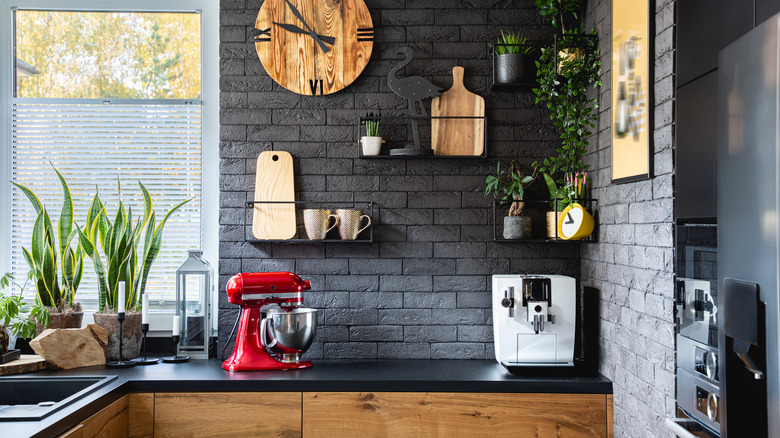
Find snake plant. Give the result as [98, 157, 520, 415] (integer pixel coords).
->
[76, 180, 190, 313]
[11, 167, 84, 311]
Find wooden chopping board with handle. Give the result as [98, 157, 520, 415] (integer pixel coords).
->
[252, 151, 296, 240]
[431, 66, 485, 156]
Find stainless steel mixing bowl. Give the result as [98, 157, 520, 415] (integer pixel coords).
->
[261, 307, 318, 363]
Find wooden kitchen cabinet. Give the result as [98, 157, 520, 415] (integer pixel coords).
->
[153, 392, 301, 438]
[303, 392, 612, 438]
[59, 395, 129, 438]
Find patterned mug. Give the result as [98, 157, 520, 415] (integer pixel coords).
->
[336, 209, 371, 240]
[303, 209, 339, 240]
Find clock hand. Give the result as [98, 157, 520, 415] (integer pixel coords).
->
[272, 22, 336, 45]
[284, 0, 331, 53]
[565, 212, 574, 224]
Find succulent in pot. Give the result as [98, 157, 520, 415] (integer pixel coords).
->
[493, 31, 535, 84]
[361, 111, 382, 156]
[76, 179, 190, 360]
[485, 160, 536, 240]
[11, 166, 84, 333]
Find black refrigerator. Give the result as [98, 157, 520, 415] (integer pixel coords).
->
[717, 13, 780, 438]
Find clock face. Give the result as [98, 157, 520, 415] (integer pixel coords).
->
[560, 207, 584, 238]
[254, 0, 374, 96]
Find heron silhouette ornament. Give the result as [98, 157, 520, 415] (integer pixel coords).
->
[388, 46, 443, 156]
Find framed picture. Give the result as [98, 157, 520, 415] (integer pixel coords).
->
[611, 0, 654, 184]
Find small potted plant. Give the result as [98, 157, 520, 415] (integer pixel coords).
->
[542, 172, 588, 239]
[12, 166, 85, 333]
[494, 31, 535, 84]
[361, 112, 382, 156]
[77, 179, 190, 361]
[0, 272, 48, 360]
[485, 160, 536, 240]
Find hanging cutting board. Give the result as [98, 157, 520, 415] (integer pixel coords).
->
[0, 355, 48, 376]
[252, 151, 296, 240]
[431, 66, 485, 156]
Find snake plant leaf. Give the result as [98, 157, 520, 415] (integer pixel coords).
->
[76, 225, 95, 258]
[86, 191, 102, 233]
[41, 241, 57, 307]
[143, 211, 155, 260]
[98, 210, 109, 250]
[10, 181, 44, 216]
[22, 247, 37, 271]
[31, 212, 45, 267]
[53, 166, 73, 256]
[140, 182, 152, 225]
[73, 249, 83, 294]
[76, 225, 108, 312]
[137, 198, 191, 297]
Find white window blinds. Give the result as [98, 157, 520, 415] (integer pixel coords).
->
[10, 99, 203, 308]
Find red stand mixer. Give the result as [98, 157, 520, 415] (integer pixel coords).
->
[222, 272, 318, 372]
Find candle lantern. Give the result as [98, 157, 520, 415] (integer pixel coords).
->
[175, 249, 214, 359]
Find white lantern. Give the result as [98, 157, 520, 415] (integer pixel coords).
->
[176, 250, 214, 359]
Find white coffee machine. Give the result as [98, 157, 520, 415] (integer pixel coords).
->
[492, 274, 576, 370]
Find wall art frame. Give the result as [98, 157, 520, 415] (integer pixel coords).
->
[611, 0, 654, 184]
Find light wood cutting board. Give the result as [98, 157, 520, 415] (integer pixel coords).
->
[431, 66, 485, 156]
[0, 354, 48, 375]
[252, 151, 296, 240]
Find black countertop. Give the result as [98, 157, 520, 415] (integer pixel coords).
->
[4, 359, 612, 438]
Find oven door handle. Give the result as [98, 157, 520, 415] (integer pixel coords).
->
[664, 418, 718, 438]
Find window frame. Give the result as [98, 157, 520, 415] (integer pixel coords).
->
[0, 0, 219, 334]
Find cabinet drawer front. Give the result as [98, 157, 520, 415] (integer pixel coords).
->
[303, 392, 608, 438]
[154, 392, 301, 438]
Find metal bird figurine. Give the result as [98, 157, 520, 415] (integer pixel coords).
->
[387, 47, 442, 155]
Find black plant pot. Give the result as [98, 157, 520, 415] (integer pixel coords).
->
[496, 53, 525, 84]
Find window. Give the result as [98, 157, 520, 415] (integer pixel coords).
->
[1, 2, 218, 326]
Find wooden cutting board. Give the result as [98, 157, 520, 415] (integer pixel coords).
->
[431, 66, 485, 156]
[252, 151, 296, 240]
[0, 354, 48, 376]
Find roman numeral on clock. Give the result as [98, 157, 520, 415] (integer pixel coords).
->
[357, 28, 374, 42]
[309, 79, 324, 95]
[253, 27, 271, 42]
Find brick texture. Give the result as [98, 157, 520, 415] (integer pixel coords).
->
[217, 1, 583, 362]
[582, 0, 677, 437]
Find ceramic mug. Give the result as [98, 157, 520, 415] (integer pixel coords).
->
[336, 209, 371, 240]
[303, 209, 339, 240]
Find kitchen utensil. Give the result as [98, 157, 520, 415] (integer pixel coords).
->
[431, 66, 485, 156]
[303, 209, 339, 240]
[336, 209, 371, 240]
[222, 272, 316, 371]
[252, 151, 296, 240]
[261, 307, 318, 363]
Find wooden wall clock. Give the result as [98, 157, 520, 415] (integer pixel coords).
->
[254, 0, 374, 96]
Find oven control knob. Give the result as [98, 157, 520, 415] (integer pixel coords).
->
[705, 351, 718, 381]
[706, 392, 719, 421]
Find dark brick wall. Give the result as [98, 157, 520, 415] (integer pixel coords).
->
[218, 0, 582, 360]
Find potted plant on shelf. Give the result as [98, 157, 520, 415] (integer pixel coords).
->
[493, 31, 535, 84]
[76, 180, 190, 361]
[0, 272, 48, 358]
[542, 172, 589, 239]
[361, 112, 382, 156]
[11, 167, 85, 333]
[485, 160, 537, 240]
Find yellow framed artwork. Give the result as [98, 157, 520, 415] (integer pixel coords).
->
[611, 0, 653, 183]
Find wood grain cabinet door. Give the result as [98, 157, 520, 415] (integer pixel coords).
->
[154, 392, 301, 438]
[59, 396, 129, 438]
[303, 392, 610, 438]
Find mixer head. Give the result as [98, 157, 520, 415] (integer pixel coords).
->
[226, 272, 311, 309]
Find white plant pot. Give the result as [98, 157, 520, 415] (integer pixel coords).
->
[361, 136, 382, 156]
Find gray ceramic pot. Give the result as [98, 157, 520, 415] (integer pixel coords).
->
[496, 53, 525, 84]
[503, 216, 532, 240]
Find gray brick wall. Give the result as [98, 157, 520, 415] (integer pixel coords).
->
[583, 0, 676, 437]
[218, 0, 582, 361]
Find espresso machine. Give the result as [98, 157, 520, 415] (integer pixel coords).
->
[222, 272, 318, 372]
[492, 274, 576, 372]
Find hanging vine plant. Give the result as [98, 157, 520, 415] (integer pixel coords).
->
[532, 27, 601, 179]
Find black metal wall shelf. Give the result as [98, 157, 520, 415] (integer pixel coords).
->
[491, 199, 598, 242]
[488, 42, 541, 92]
[244, 201, 374, 243]
[356, 115, 488, 159]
